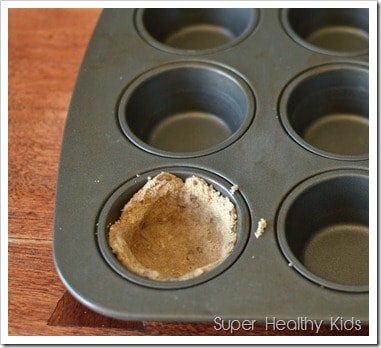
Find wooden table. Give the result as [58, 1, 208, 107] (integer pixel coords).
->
[8, 8, 369, 339]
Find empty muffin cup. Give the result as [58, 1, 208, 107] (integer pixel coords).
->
[281, 8, 369, 56]
[135, 9, 258, 54]
[279, 64, 369, 160]
[97, 168, 250, 289]
[118, 62, 255, 157]
[277, 170, 369, 292]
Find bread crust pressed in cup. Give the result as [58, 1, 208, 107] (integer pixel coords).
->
[108, 172, 237, 281]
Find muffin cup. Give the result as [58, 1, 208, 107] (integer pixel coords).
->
[118, 61, 255, 158]
[135, 8, 259, 55]
[276, 170, 369, 292]
[281, 8, 369, 56]
[97, 167, 250, 289]
[279, 63, 369, 160]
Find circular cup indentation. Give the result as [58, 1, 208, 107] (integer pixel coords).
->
[279, 64, 369, 160]
[118, 62, 255, 158]
[277, 170, 369, 292]
[97, 167, 250, 289]
[135, 9, 258, 54]
[281, 8, 369, 56]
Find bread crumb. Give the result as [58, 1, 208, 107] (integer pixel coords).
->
[230, 185, 239, 194]
[108, 172, 237, 281]
[254, 218, 267, 238]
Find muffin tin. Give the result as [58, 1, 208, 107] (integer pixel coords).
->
[54, 8, 369, 322]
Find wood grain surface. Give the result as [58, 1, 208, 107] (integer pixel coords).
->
[7, 8, 369, 339]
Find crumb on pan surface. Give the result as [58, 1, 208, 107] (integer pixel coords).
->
[254, 218, 267, 239]
[108, 172, 237, 281]
[230, 184, 239, 194]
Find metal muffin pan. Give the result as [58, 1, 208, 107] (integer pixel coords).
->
[135, 9, 259, 54]
[118, 61, 255, 157]
[54, 8, 369, 322]
[277, 169, 369, 293]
